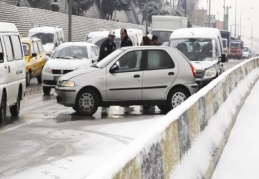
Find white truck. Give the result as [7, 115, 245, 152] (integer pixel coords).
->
[151, 15, 188, 45]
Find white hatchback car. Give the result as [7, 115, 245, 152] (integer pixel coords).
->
[42, 42, 100, 95]
[55, 46, 198, 115]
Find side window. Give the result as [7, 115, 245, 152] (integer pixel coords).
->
[32, 41, 39, 54]
[114, 50, 142, 72]
[22, 44, 30, 56]
[0, 38, 3, 62]
[3, 35, 14, 62]
[147, 50, 174, 70]
[11, 35, 23, 60]
[37, 41, 44, 53]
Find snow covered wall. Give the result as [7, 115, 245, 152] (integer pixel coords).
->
[87, 57, 259, 179]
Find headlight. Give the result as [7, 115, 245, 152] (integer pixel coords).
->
[43, 64, 52, 74]
[203, 67, 217, 79]
[61, 80, 75, 87]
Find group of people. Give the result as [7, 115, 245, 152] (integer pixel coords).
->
[98, 28, 159, 61]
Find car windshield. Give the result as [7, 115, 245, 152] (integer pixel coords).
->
[152, 30, 173, 45]
[169, 38, 216, 61]
[231, 42, 240, 48]
[243, 47, 249, 52]
[29, 32, 54, 45]
[22, 43, 30, 56]
[96, 49, 124, 68]
[52, 46, 88, 59]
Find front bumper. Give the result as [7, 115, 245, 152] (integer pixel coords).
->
[42, 72, 62, 88]
[55, 86, 79, 107]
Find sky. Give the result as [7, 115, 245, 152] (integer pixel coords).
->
[198, 0, 259, 42]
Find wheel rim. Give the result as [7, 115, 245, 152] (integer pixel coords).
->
[79, 92, 94, 111]
[171, 92, 186, 108]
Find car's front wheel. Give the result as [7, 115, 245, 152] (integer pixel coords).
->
[75, 89, 99, 116]
[26, 71, 31, 86]
[43, 87, 51, 95]
[167, 88, 189, 110]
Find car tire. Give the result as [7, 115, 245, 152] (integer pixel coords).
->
[26, 71, 31, 86]
[10, 91, 21, 117]
[43, 87, 51, 95]
[75, 89, 99, 116]
[37, 73, 42, 84]
[167, 88, 189, 110]
[157, 105, 169, 113]
[0, 92, 7, 123]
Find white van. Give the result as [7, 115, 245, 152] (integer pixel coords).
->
[169, 27, 227, 89]
[28, 26, 65, 56]
[0, 22, 26, 122]
[85, 28, 143, 48]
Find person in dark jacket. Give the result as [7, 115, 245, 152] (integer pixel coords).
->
[120, 28, 133, 47]
[98, 30, 116, 61]
[151, 35, 159, 46]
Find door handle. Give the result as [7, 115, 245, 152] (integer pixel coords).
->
[134, 74, 140, 78]
[168, 72, 174, 75]
[5, 66, 10, 73]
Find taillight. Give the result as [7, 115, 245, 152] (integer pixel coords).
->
[190, 64, 196, 78]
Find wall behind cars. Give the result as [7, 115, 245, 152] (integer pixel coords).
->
[0, 2, 145, 42]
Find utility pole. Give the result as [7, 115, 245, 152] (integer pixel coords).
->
[68, 0, 72, 42]
[208, 0, 211, 27]
[234, 0, 237, 38]
[146, 0, 148, 35]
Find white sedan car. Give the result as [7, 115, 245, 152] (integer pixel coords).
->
[42, 42, 100, 95]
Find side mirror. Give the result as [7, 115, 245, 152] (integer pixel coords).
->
[109, 64, 119, 73]
[31, 53, 37, 58]
[220, 54, 227, 63]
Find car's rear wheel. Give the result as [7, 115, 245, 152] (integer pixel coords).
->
[167, 88, 189, 110]
[0, 92, 7, 123]
[75, 89, 99, 116]
[43, 87, 51, 95]
[37, 73, 42, 83]
[10, 90, 21, 117]
[26, 71, 31, 86]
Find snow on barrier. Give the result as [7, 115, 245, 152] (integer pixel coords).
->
[87, 57, 259, 179]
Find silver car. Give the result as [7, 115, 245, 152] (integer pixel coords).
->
[55, 46, 198, 115]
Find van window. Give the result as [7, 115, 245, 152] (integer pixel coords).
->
[11, 35, 23, 60]
[0, 38, 3, 61]
[3, 36, 14, 62]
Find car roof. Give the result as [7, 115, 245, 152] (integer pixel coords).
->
[21, 37, 41, 43]
[120, 46, 176, 51]
[170, 27, 221, 39]
[58, 42, 98, 48]
[0, 22, 18, 33]
[29, 26, 63, 33]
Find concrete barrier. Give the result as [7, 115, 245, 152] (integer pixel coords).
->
[87, 57, 259, 179]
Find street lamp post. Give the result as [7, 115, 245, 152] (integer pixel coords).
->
[146, 0, 148, 35]
[234, 0, 237, 38]
[217, 12, 219, 28]
[239, 7, 253, 40]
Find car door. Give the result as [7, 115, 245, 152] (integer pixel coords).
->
[106, 50, 143, 100]
[30, 41, 40, 77]
[142, 50, 178, 100]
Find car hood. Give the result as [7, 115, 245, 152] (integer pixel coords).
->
[59, 67, 100, 81]
[190, 60, 218, 70]
[47, 58, 92, 70]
